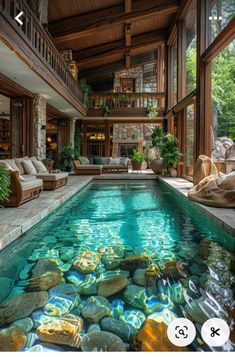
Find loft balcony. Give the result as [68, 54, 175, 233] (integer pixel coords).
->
[0, 0, 85, 116]
[88, 92, 166, 118]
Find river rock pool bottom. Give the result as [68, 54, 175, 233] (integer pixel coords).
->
[0, 181, 234, 352]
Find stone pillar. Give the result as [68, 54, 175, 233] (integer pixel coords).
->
[59, 50, 78, 79]
[69, 118, 76, 148]
[33, 94, 47, 160]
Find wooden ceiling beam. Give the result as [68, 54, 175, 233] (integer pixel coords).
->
[75, 30, 166, 69]
[79, 52, 158, 82]
[49, 0, 179, 43]
[125, 0, 132, 14]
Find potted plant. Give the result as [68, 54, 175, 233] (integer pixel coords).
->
[0, 166, 10, 206]
[59, 144, 75, 172]
[147, 100, 158, 119]
[42, 158, 54, 173]
[131, 149, 145, 171]
[160, 134, 182, 177]
[150, 126, 164, 174]
[79, 78, 91, 109]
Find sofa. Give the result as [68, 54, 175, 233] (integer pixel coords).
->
[73, 156, 130, 175]
[0, 157, 68, 206]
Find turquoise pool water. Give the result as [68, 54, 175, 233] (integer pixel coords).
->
[0, 181, 234, 352]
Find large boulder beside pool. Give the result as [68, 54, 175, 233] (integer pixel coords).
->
[0, 326, 27, 351]
[37, 318, 82, 348]
[189, 155, 235, 207]
[81, 331, 126, 351]
[0, 292, 48, 326]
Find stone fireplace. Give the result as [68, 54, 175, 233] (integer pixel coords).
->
[112, 123, 158, 157]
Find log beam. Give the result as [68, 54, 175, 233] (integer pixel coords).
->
[49, 0, 179, 43]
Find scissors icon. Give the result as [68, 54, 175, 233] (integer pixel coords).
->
[210, 327, 220, 337]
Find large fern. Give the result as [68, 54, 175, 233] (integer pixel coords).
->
[0, 166, 10, 206]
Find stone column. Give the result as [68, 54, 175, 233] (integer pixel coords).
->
[60, 50, 78, 80]
[69, 118, 76, 148]
[33, 94, 47, 160]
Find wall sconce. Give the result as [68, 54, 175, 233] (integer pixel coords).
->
[12, 102, 23, 107]
[126, 24, 131, 34]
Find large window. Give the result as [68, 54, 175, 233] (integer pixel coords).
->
[209, 0, 235, 43]
[211, 40, 235, 149]
[185, 103, 195, 177]
[185, 0, 197, 95]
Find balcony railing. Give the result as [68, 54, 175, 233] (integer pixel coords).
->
[0, 0, 83, 103]
[89, 92, 165, 111]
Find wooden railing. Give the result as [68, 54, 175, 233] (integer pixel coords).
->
[0, 0, 83, 103]
[89, 92, 165, 110]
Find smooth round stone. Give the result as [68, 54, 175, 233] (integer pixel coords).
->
[0, 325, 26, 351]
[24, 332, 39, 349]
[49, 284, 80, 298]
[28, 249, 59, 262]
[0, 277, 14, 304]
[82, 296, 111, 323]
[37, 318, 82, 348]
[60, 248, 75, 262]
[12, 317, 33, 333]
[98, 277, 128, 297]
[102, 257, 122, 270]
[121, 254, 151, 272]
[23, 271, 63, 292]
[80, 274, 97, 296]
[123, 284, 147, 310]
[65, 271, 84, 286]
[87, 324, 101, 334]
[81, 331, 126, 351]
[31, 310, 60, 328]
[110, 299, 125, 320]
[98, 246, 125, 258]
[31, 258, 59, 278]
[120, 310, 146, 329]
[133, 269, 146, 286]
[73, 251, 100, 274]
[43, 294, 80, 316]
[0, 292, 48, 326]
[101, 317, 137, 342]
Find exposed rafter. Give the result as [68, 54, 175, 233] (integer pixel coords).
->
[76, 30, 166, 70]
[49, 0, 179, 44]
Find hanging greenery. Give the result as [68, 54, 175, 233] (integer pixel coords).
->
[147, 100, 158, 119]
[74, 121, 81, 157]
[79, 78, 91, 109]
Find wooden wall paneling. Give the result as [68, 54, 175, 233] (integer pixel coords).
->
[125, 0, 132, 14]
[83, 123, 88, 156]
[11, 98, 22, 158]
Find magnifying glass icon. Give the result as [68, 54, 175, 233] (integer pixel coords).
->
[178, 329, 185, 336]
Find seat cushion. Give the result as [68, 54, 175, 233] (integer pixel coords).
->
[35, 173, 68, 182]
[120, 157, 129, 166]
[21, 179, 43, 191]
[109, 157, 121, 165]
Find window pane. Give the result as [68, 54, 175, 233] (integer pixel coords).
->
[172, 41, 177, 105]
[211, 40, 235, 162]
[209, 0, 235, 43]
[185, 104, 195, 177]
[185, 0, 197, 95]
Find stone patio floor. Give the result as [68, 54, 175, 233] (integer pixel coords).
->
[0, 173, 234, 251]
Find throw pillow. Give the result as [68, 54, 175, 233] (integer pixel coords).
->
[120, 157, 129, 166]
[109, 157, 120, 165]
[32, 160, 48, 173]
[22, 159, 37, 175]
[79, 157, 90, 165]
[14, 157, 28, 175]
[7, 159, 20, 172]
[94, 157, 104, 165]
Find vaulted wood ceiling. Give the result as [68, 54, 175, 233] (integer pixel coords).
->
[48, 0, 181, 84]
